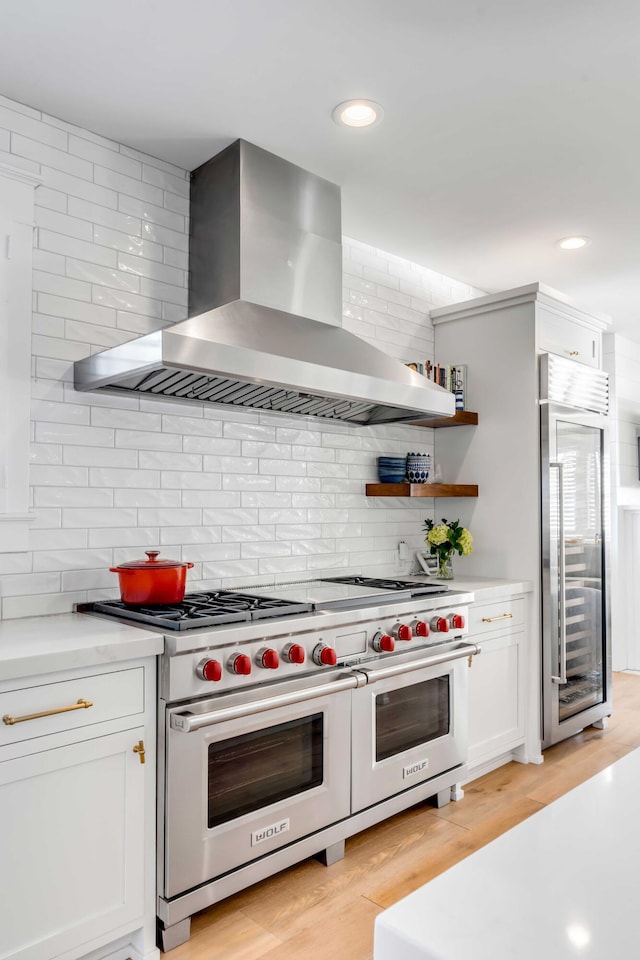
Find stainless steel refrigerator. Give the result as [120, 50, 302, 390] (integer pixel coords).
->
[540, 353, 611, 748]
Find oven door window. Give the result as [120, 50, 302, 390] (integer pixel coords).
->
[375, 676, 450, 762]
[207, 713, 324, 828]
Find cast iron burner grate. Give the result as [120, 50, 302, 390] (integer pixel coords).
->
[320, 576, 449, 597]
[81, 591, 313, 631]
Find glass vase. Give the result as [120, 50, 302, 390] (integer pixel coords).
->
[437, 553, 454, 580]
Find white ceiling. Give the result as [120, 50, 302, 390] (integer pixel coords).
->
[2, 0, 640, 336]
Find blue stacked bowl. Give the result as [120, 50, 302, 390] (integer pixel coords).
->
[377, 455, 407, 483]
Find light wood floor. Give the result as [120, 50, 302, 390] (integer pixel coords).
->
[168, 672, 640, 960]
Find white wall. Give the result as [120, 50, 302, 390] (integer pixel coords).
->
[0, 93, 484, 620]
[603, 332, 640, 670]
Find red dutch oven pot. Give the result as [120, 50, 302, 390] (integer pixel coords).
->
[110, 551, 194, 605]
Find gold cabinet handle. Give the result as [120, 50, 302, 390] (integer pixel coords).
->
[481, 613, 513, 623]
[133, 740, 146, 764]
[3, 698, 93, 726]
[569, 350, 580, 356]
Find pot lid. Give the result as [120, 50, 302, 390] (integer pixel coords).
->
[112, 550, 188, 570]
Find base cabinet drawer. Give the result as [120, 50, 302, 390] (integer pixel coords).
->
[468, 630, 525, 766]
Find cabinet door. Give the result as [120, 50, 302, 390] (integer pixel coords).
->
[468, 630, 525, 765]
[537, 308, 601, 368]
[0, 727, 145, 960]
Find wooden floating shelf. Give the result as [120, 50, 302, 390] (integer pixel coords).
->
[365, 483, 479, 498]
[410, 410, 478, 429]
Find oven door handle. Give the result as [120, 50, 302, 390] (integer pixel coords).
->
[357, 642, 481, 684]
[169, 672, 365, 732]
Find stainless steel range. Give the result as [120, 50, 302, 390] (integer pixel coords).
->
[83, 576, 478, 951]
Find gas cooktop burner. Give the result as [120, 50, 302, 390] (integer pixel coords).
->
[82, 591, 313, 631]
[320, 576, 449, 597]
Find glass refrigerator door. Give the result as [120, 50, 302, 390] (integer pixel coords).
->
[552, 418, 605, 721]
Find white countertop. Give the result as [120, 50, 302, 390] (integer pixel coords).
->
[406, 575, 533, 602]
[0, 613, 164, 682]
[374, 747, 640, 960]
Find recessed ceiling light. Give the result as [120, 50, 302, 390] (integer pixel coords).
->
[557, 236, 590, 250]
[332, 100, 384, 128]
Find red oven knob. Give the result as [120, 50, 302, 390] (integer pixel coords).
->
[229, 653, 252, 676]
[196, 658, 222, 682]
[282, 643, 306, 664]
[391, 622, 412, 642]
[313, 643, 337, 666]
[430, 616, 450, 633]
[410, 619, 429, 637]
[372, 631, 395, 653]
[448, 612, 465, 630]
[256, 647, 279, 670]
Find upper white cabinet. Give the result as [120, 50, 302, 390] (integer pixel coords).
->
[0, 162, 39, 552]
[536, 300, 603, 368]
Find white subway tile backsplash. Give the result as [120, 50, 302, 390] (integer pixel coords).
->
[68, 196, 141, 234]
[142, 163, 189, 197]
[164, 192, 189, 216]
[94, 165, 163, 205]
[35, 422, 114, 446]
[12, 133, 92, 179]
[161, 413, 216, 434]
[119, 144, 187, 180]
[63, 445, 138, 467]
[92, 285, 162, 319]
[159, 526, 222, 545]
[62, 507, 137, 528]
[0, 103, 65, 147]
[141, 218, 189, 252]
[163, 247, 189, 270]
[93, 224, 163, 262]
[181, 490, 243, 508]
[115, 429, 182, 451]
[0, 96, 484, 616]
[67, 258, 141, 292]
[117, 251, 184, 286]
[43, 167, 118, 208]
[35, 487, 113, 507]
[118, 192, 186, 232]
[161, 471, 222, 490]
[241, 493, 292, 509]
[33, 548, 112, 572]
[69, 134, 141, 178]
[116, 488, 181, 508]
[30, 464, 88, 485]
[1, 572, 62, 596]
[88, 526, 160, 548]
[139, 451, 203, 471]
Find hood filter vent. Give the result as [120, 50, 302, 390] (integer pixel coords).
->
[115, 368, 376, 422]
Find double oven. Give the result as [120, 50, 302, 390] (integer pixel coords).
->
[84, 576, 477, 951]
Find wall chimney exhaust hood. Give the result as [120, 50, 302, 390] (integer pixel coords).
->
[74, 140, 454, 425]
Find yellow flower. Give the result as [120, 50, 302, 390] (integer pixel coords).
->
[458, 528, 473, 555]
[427, 524, 450, 547]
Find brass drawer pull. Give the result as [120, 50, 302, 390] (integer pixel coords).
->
[3, 698, 93, 726]
[481, 613, 513, 623]
[133, 740, 146, 764]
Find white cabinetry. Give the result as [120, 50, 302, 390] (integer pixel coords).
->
[537, 303, 601, 368]
[0, 162, 40, 552]
[467, 597, 526, 777]
[0, 658, 158, 960]
[432, 283, 610, 768]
